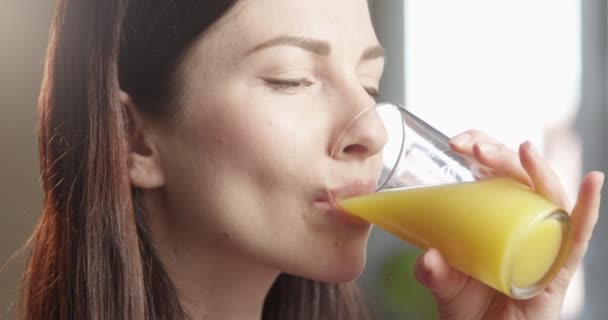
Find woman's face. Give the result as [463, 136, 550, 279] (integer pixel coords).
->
[153, 0, 386, 282]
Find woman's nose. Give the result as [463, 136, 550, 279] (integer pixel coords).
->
[331, 105, 388, 161]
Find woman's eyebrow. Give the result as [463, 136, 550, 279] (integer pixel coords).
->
[246, 35, 330, 56]
[361, 45, 385, 61]
[246, 35, 385, 62]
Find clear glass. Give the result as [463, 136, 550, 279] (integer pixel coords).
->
[329, 102, 573, 299]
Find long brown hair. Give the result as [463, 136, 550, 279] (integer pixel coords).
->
[21, 0, 374, 319]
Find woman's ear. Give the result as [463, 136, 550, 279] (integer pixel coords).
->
[120, 91, 166, 189]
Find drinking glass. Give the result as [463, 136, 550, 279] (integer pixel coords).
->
[329, 102, 572, 299]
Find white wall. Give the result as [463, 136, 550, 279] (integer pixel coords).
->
[0, 1, 55, 318]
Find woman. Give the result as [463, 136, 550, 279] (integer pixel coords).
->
[21, 0, 604, 319]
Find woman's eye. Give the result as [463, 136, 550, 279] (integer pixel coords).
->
[263, 78, 379, 98]
[364, 87, 380, 98]
[264, 78, 315, 92]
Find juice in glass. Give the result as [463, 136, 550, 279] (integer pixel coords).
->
[339, 177, 572, 299]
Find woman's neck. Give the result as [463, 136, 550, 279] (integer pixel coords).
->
[143, 189, 280, 320]
[162, 243, 279, 320]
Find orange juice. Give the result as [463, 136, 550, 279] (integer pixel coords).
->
[339, 178, 572, 299]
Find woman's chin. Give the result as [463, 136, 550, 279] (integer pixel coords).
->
[327, 265, 366, 283]
[323, 240, 369, 282]
[276, 231, 371, 283]
[300, 251, 367, 284]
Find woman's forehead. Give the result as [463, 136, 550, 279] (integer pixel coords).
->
[207, 0, 377, 53]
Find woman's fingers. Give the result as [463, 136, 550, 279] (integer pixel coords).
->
[414, 249, 494, 319]
[472, 142, 532, 186]
[449, 130, 497, 154]
[563, 171, 604, 274]
[519, 141, 571, 209]
[451, 131, 573, 209]
[414, 249, 470, 304]
[414, 248, 469, 302]
[450, 130, 531, 186]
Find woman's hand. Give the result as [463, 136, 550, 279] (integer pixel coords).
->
[413, 130, 604, 320]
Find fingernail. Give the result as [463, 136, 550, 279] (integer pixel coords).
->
[420, 251, 435, 284]
[451, 133, 471, 147]
[423, 249, 434, 267]
[524, 140, 540, 157]
[476, 142, 498, 155]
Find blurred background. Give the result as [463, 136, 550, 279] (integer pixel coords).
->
[1, 0, 606, 319]
[364, 1, 608, 319]
[1, 1, 56, 319]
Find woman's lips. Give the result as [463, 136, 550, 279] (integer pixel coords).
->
[315, 181, 376, 228]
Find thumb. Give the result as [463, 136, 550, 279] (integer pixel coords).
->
[414, 248, 470, 303]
